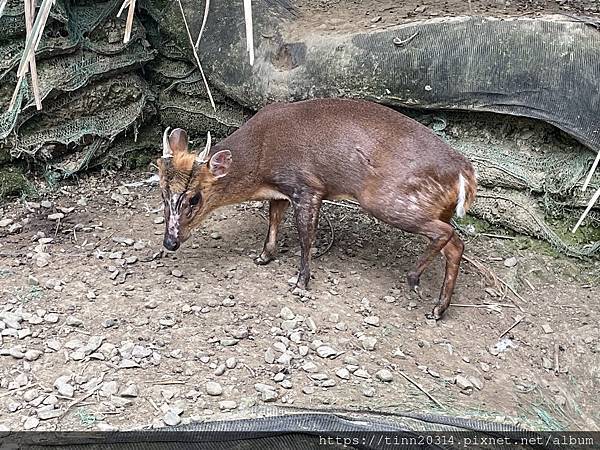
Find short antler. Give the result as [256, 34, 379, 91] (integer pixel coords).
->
[196, 131, 212, 163]
[163, 127, 173, 158]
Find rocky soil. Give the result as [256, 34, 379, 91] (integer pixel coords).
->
[0, 171, 598, 431]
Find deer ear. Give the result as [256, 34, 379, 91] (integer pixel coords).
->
[168, 128, 189, 154]
[208, 150, 232, 179]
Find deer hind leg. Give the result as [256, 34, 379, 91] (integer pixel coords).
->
[255, 199, 289, 265]
[430, 231, 464, 320]
[292, 192, 323, 292]
[407, 220, 454, 292]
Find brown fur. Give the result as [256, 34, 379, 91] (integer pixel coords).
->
[158, 98, 477, 319]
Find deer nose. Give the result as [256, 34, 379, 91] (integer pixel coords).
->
[163, 235, 180, 251]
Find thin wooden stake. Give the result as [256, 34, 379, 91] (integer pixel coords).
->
[123, 0, 136, 43]
[25, 0, 42, 110]
[117, 0, 130, 18]
[581, 148, 600, 191]
[0, 0, 8, 18]
[176, 0, 216, 111]
[9, 0, 54, 110]
[572, 185, 600, 233]
[194, 0, 210, 49]
[243, 0, 254, 65]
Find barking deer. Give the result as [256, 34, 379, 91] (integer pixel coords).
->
[157, 98, 476, 319]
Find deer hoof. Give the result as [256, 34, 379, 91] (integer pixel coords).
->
[292, 286, 309, 297]
[426, 305, 444, 321]
[254, 254, 272, 265]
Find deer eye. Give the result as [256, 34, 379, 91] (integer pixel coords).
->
[189, 194, 201, 206]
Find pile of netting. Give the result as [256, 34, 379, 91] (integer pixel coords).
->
[0, 0, 598, 257]
[0, 0, 244, 181]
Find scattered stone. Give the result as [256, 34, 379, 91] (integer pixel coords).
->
[101, 381, 119, 397]
[302, 362, 318, 373]
[299, 345, 309, 357]
[375, 369, 393, 382]
[455, 375, 473, 392]
[280, 307, 295, 320]
[383, 295, 396, 303]
[255, 384, 278, 402]
[316, 345, 338, 358]
[359, 336, 377, 351]
[354, 369, 370, 379]
[43, 395, 58, 405]
[53, 376, 74, 398]
[210, 232, 222, 240]
[206, 381, 223, 396]
[119, 359, 140, 369]
[336, 368, 351, 380]
[0, 218, 14, 227]
[264, 347, 276, 364]
[120, 384, 139, 398]
[23, 416, 39, 430]
[335, 322, 348, 331]
[302, 386, 315, 395]
[220, 338, 239, 347]
[23, 389, 39, 402]
[503, 257, 518, 268]
[225, 357, 237, 369]
[364, 316, 380, 327]
[305, 317, 317, 332]
[41, 200, 52, 208]
[163, 410, 182, 426]
[219, 400, 237, 411]
[171, 269, 183, 278]
[214, 364, 226, 376]
[102, 319, 118, 328]
[542, 324, 554, 334]
[47, 213, 64, 221]
[153, 217, 164, 224]
[37, 407, 62, 420]
[469, 376, 483, 390]
[274, 373, 286, 383]
[17, 329, 32, 339]
[8, 348, 24, 359]
[480, 362, 490, 372]
[542, 357, 554, 370]
[362, 387, 376, 397]
[65, 316, 83, 327]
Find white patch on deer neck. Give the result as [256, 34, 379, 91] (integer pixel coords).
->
[168, 193, 181, 238]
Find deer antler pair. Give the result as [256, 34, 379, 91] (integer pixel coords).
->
[162, 127, 211, 163]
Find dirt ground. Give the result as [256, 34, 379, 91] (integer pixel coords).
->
[0, 169, 598, 431]
[294, 0, 600, 33]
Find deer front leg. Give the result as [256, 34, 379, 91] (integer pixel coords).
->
[292, 192, 322, 293]
[255, 199, 289, 265]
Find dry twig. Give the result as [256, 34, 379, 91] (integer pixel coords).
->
[314, 212, 334, 259]
[499, 315, 524, 338]
[0, 383, 38, 398]
[397, 370, 443, 409]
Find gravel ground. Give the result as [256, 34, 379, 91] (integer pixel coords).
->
[0, 169, 598, 431]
